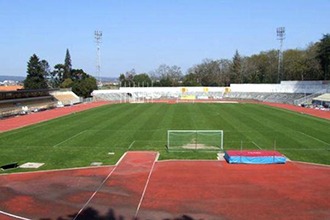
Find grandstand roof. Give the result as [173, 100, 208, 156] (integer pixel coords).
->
[313, 93, 330, 102]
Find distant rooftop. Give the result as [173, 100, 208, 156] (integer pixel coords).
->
[0, 85, 23, 91]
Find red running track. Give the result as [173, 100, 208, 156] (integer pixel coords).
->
[0, 102, 110, 132]
[0, 152, 329, 220]
[262, 102, 330, 120]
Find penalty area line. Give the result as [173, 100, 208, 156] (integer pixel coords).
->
[53, 130, 87, 147]
[127, 140, 136, 150]
[297, 131, 330, 146]
[0, 210, 31, 220]
[252, 141, 262, 150]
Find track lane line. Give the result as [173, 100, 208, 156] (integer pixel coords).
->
[134, 152, 159, 218]
[72, 152, 128, 220]
[0, 210, 31, 220]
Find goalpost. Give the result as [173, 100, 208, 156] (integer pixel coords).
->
[167, 130, 223, 152]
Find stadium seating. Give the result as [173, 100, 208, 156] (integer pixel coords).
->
[223, 92, 306, 104]
[50, 91, 80, 106]
[91, 81, 330, 105]
[0, 96, 56, 118]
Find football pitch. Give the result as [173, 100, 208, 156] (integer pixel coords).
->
[1, 103, 329, 171]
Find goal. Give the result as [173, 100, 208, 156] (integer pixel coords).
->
[167, 130, 223, 152]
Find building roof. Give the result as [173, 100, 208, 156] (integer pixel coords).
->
[0, 85, 23, 91]
[313, 93, 330, 102]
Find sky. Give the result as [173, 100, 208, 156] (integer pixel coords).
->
[0, 0, 329, 78]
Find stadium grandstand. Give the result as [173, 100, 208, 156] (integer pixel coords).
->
[50, 90, 81, 106]
[312, 93, 330, 109]
[0, 88, 81, 119]
[92, 81, 330, 107]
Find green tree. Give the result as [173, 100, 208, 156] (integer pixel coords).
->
[118, 69, 136, 87]
[182, 72, 200, 86]
[243, 50, 278, 83]
[317, 34, 330, 80]
[69, 69, 97, 97]
[283, 49, 307, 80]
[60, 78, 73, 88]
[72, 75, 97, 98]
[133, 73, 152, 87]
[64, 49, 72, 80]
[50, 64, 65, 88]
[231, 50, 242, 83]
[24, 54, 49, 89]
[304, 43, 323, 80]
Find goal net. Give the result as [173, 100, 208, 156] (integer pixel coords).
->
[167, 130, 223, 152]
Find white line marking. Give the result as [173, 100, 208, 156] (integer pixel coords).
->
[297, 131, 330, 146]
[115, 152, 128, 166]
[292, 160, 330, 168]
[72, 166, 117, 220]
[134, 152, 159, 218]
[252, 141, 262, 150]
[0, 210, 31, 220]
[53, 130, 87, 147]
[127, 140, 136, 150]
[73, 152, 128, 219]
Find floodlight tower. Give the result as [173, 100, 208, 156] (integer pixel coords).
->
[277, 27, 285, 83]
[95, 30, 102, 86]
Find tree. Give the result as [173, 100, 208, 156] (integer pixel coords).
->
[133, 73, 152, 87]
[243, 50, 278, 83]
[72, 74, 97, 98]
[118, 69, 136, 87]
[24, 54, 49, 89]
[283, 49, 308, 80]
[182, 72, 200, 86]
[64, 49, 72, 80]
[60, 78, 73, 88]
[50, 64, 65, 88]
[230, 50, 242, 83]
[186, 59, 221, 86]
[317, 34, 330, 80]
[151, 64, 183, 86]
[304, 43, 323, 80]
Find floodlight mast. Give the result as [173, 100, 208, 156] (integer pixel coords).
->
[95, 30, 102, 87]
[277, 27, 285, 83]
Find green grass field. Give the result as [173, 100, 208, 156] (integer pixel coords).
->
[1, 103, 329, 171]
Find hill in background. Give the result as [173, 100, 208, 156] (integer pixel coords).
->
[0, 75, 25, 82]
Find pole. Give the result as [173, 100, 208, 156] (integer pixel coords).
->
[277, 27, 285, 83]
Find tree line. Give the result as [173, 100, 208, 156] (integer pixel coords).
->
[24, 49, 97, 97]
[119, 34, 330, 87]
